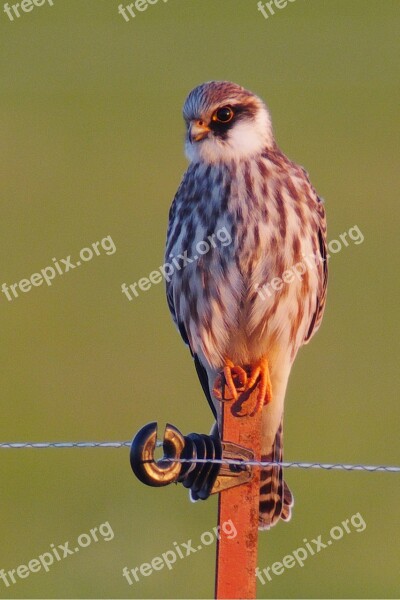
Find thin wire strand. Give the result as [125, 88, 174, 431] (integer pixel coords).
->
[0, 441, 398, 472]
[0, 441, 131, 449]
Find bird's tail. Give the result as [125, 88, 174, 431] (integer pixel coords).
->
[258, 420, 294, 530]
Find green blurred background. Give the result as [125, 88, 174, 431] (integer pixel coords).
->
[1, 0, 399, 597]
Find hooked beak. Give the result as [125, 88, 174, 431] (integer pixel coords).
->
[188, 120, 210, 143]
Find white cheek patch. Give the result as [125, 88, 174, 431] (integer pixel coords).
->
[228, 119, 266, 157]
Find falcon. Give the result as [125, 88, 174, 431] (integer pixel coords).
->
[165, 81, 327, 529]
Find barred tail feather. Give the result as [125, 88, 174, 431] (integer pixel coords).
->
[259, 421, 294, 529]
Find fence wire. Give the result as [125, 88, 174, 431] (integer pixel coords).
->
[0, 441, 399, 473]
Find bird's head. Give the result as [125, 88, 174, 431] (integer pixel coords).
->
[183, 81, 275, 164]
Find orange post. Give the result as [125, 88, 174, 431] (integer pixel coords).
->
[215, 393, 262, 599]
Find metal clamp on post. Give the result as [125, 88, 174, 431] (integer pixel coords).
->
[130, 422, 255, 499]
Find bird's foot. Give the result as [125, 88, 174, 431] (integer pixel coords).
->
[244, 357, 273, 416]
[213, 359, 247, 401]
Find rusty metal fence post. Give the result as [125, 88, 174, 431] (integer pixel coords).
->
[215, 392, 262, 599]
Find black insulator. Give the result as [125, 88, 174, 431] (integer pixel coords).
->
[130, 423, 222, 500]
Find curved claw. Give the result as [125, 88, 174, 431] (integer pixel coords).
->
[130, 422, 185, 487]
[213, 364, 247, 401]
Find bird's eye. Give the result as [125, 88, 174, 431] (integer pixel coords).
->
[213, 106, 234, 124]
